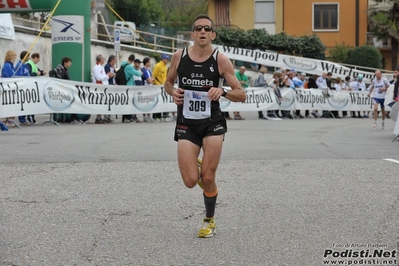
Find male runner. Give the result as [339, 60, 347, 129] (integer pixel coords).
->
[367, 70, 391, 129]
[164, 14, 246, 238]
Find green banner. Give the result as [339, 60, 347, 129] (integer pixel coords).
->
[0, 0, 92, 82]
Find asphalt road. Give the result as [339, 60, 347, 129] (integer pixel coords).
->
[0, 112, 398, 266]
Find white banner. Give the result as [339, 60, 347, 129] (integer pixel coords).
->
[51, 15, 84, 44]
[0, 77, 397, 117]
[213, 45, 390, 82]
[0, 14, 15, 40]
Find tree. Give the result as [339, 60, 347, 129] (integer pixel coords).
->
[368, 0, 399, 70]
[110, 0, 163, 27]
[346, 45, 383, 69]
[213, 28, 326, 59]
[329, 42, 352, 63]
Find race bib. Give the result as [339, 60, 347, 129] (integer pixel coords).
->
[183, 90, 211, 119]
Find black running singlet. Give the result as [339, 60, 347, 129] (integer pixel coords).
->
[176, 47, 224, 124]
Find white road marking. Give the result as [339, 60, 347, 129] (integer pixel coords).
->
[383, 158, 399, 164]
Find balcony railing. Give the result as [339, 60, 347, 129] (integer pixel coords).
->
[366, 32, 391, 49]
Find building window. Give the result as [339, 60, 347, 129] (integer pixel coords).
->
[313, 3, 339, 31]
[255, 1, 275, 23]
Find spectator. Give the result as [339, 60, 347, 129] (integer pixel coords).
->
[330, 72, 342, 118]
[330, 75, 342, 118]
[349, 74, 366, 118]
[152, 54, 170, 122]
[386, 67, 399, 119]
[141, 57, 154, 122]
[130, 58, 143, 123]
[14, 51, 31, 126]
[393, 72, 399, 102]
[255, 67, 268, 119]
[52, 57, 84, 124]
[234, 66, 249, 120]
[103, 55, 117, 123]
[254, 66, 268, 87]
[120, 54, 142, 123]
[26, 52, 47, 124]
[104, 55, 116, 85]
[268, 78, 283, 119]
[293, 72, 306, 118]
[92, 54, 115, 124]
[0, 50, 16, 130]
[307, 74, 320, 118]
[340, 76, 351, 118]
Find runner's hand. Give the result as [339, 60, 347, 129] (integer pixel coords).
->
[207, 87, 223, 101]
[173, 88, 184, 105]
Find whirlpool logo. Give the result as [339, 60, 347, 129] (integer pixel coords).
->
[279, 90, 295, 109]
[283, 57, 318, 71]
[43, 81, 75, 111]
[132, 87, 158, 111]
[328, 92, 349, 109]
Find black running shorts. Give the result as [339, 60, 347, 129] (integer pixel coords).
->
[174, 118, 227, 147]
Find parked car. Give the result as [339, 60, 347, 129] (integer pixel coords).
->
[113, 21, 139, 43]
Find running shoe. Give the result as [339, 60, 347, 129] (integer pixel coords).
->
[197, 218, 216, 238]
[373, 121, 377, 129]
[382, 121, 385, 130]
[197, 158, 204, 189]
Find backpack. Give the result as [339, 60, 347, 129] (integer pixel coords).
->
[115, 65, 130, 85]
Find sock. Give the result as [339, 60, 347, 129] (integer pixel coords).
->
[203, 190, 218, 219]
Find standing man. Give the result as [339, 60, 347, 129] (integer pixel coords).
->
[152, 54, 170, 121]
[234, 66, 249, 120]
[350, 74, 367, 118]
[142, 57, 154, 122]
[92, 54, 114, 124]
[52, 57, 83, 124]
[14, 51, 31, 126]
[164, 14, 246, 238]
[120, 54, 142, 123]
[367, 70, 391, 129]
[130, 58, 143, 123]
[103, 55, 117, 123]
[26, 52, 47, 124]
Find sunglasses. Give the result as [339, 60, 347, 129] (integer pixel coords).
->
[193, 25, 213, 32]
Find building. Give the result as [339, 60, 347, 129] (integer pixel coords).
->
[207, 0, 283, 34]
[208, 0, 398, 70]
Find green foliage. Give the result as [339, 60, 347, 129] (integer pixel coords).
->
[214, 28, 326, 59]
[346, 46, 383, 69]
[368, 0, 399, 69]
[329, 42, 352, 63]
[110, 0, 163, 27]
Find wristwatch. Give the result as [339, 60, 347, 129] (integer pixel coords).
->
[222, 88, 228, 97]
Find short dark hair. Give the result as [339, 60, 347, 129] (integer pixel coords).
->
[327, 72, 332, 76]
[61, 57, 72, 65]
[20, 50, 29, 60]
[31, 52, 40, 59]
[345, 76, 351, 82]
[128, 54, 135, 61]
[192, 14, 214, 31]
[143, 57, 150, 65]
[108, 55, 116, 63]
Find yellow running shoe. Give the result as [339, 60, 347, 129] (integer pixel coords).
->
[197, 218, 216, 238]
[197, 158, 204, 189]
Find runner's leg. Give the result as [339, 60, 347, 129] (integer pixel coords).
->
[177, 140, 201, 188]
